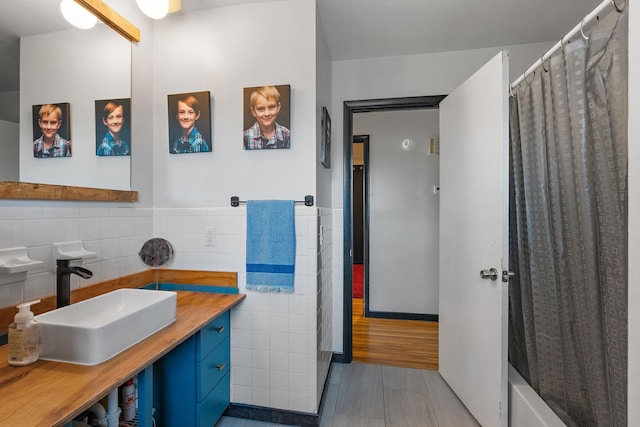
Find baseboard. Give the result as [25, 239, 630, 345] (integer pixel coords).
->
[366, 310, 439, 321]
[331, 352, 349, 364]
[225, 360, 339, 427]
[224, 403, 319, 426]
[316, 360, 335, 420]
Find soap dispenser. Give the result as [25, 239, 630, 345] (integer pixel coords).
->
[8, 299, 41, 366]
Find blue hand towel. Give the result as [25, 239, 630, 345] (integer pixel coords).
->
[246, 200, 296, 292]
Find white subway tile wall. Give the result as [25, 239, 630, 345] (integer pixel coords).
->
[154, 205, 333, 414]
[317, 207, 333, 410]
[332, 209, 344, 352]
[0, 204, 335, 415]
[0, 206, 153, 309]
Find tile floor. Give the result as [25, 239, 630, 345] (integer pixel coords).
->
[215, 362, 479, 427]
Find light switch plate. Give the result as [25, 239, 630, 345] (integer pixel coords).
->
[204, 227, 215, 246]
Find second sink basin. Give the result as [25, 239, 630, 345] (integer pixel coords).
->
[36, 288, 177, 365]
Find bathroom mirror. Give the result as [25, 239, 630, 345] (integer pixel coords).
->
[0, 0, 132, 195]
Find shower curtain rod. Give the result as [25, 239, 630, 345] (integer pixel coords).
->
[510, 0, 624, 91]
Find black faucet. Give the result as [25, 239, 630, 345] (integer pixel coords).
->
[56, 259, 93, 308]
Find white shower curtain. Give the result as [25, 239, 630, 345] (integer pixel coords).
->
[508, 8, 627, 427]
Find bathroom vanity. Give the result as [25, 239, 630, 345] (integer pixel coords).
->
[0, 289, 244, 426]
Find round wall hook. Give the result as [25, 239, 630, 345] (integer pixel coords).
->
[401, 138, 415, 151]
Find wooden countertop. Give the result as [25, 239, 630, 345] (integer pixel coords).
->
[0, 291, 245, 426]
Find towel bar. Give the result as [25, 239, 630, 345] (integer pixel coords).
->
[231, 195, 314, 207]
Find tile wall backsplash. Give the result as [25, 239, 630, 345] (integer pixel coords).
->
[154, 206, 330, 414]
[317, 208, 333, 408]
[332, 209, 344, 352]
[0, 206, 153, 308]
[0, 204, 334, 415]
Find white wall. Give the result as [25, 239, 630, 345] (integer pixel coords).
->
[129, 1, 156, 208]
[315, 4, 334, 404]
[628, 3, 638, 426]
[152, 0, 317, 208]
[330, 41, 556, 351]
[0, 91, 18, 123]
[354, 109, 439, 315]
[20, 26, 131, 190]
[0, 120, 18, 181]
[315, 4, 333, 208]
[149, 0, 325, 414]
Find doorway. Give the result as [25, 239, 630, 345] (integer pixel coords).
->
[341, 95, 446, 363]
[352, 134, 368, 314]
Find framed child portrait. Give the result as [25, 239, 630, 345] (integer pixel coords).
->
[32, 103, 71, 158]
[95, 98, 131, 156]
[243, 84, 291, 150]
[321, 106, 331, 168]
[167, 91, 212, 154]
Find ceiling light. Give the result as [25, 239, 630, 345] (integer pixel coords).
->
[60, 0, 98, 30]
[168, 0, 182, 14]
[136, 0, 182, 20]
[136, 0, 168, 19]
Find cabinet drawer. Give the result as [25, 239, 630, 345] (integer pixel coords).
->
[198, 336, 230, 401]
[198, 311, 230, 361]
[198, 371, 230, 427]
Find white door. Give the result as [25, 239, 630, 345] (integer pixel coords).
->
[438, 51, 509, 427]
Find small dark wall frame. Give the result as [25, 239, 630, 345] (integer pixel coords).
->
[167, 91, 212, 154]
[321, 106, 331, 168]
[95, 98, 131, 156]
[32, 102, 71, 158]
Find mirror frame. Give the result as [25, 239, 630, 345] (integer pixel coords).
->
[0, 0, 141, 202]
[0, 181, 137, 202]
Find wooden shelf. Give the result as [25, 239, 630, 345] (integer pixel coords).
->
[0, 181, 137, 202]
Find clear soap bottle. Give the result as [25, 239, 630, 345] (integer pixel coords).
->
[8, 299, 41, 366]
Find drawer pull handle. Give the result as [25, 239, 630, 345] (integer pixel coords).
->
[215, 363, 226, 371]
[214, 326, 225, 333]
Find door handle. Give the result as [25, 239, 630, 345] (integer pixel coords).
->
[480, 268, 498, 281]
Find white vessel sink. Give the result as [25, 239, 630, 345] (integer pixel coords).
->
[36, 289, 177, 365]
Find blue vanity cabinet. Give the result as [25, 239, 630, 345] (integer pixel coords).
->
[154, 311, 231, 427]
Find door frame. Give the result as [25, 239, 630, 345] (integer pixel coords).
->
[340, 95, 446, 363]
[352, 134, 369, 313]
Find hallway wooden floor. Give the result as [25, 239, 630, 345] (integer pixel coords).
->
[352, 298, 439, 370]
